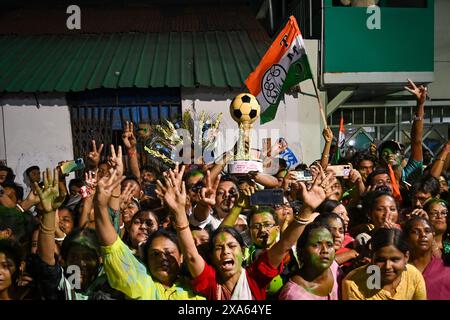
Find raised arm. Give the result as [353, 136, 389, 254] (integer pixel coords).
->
[192, 170, 220, 223]
[267, 165, 336, 268]
[430, 140, 450, 178]
[122, 121, 141, 181]
[94, 169, 124, 246]
[78, 171, 97, 228]
[405, 79, 426, 162]
[156, 165, 205, 278]
[249, 171, 279, 188]
[220, 184, 254, 228]
[35, 168, 63, 266]
[87, 140, 104, 170]
[107, 145, 124, 211]
[320, 127, 333, 170]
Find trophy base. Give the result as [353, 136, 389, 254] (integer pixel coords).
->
[228, 160, 263, 175]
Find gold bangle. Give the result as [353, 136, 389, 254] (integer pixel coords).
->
[111, 194, 120, 198]
[176, 224, 190, 231]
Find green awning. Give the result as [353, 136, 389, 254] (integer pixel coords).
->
[0, 31, 269, 92]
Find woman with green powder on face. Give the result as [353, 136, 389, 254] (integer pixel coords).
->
[157, 163, 337, 300]
[278, 221, 341, 300]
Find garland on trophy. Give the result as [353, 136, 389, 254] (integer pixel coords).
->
[144, 108, 223, 173]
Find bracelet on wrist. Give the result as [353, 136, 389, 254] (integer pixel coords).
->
[128, 149, 137, 157]
[175, 224, 190, 231]
[54, 233, 67, 242]
[111, 194, 120, 198]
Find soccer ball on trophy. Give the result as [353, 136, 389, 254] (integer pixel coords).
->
[230, 93, 260, 125]
[228, 93, 263, 175]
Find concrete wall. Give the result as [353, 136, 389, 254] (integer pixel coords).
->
[428, 0, 450, 99]
[181, 40, 323, 168]
[0, 93, 74, 189]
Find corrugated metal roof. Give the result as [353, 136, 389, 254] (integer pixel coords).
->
[0, 31, 269, 92]
[0, 6, 267, 35]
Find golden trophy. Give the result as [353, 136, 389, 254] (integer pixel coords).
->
[228, 93, 263, 174]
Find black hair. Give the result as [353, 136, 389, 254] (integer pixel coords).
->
[210, 226, 246, 253]
[0, 165, 16, 184]
[316, 199, 341, 215]
[351, 152, 378, 169]
[403, 216, 434, 236]
[0, 208, 26, 240]
[366, 168, 390, 187]
[60, 228, 100, 262]
[362, 190, 397, 217]
[141, 165, 157, 174]
[3, 181, 24, 202]
[142, 228, 180, 265]
[296, 221, 332, 261]
[0, 238, 23, 283]
[68, 178, 84, 190]
[130, 209, 160, 226]
[371, 228, 409, 255]
[219, 174, 239, 187]
[294, 163, 308, 171]
[25, 166, 40, 177]
[58, 206, 78, 229]
[247, 206, 279, 226]
[411, 174, 440, 198]
[316, 212, 346, 234]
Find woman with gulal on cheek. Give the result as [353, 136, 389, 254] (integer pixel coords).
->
[279, 222, 340, 300]
[158, 163, 337, 300]
[342, 228, 427, 300]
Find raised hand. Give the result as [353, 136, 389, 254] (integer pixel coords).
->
[122, 121, 137, 150]
[87, 140, 104, 168]
[297, 164, 337, 210]
[198, 170, 220, 207]
[322, 127, 334, 143]
[108, 145, 124, 178]
[119, 182, 136, 211]
[408, 208, 429, 220]
[95, 169, 125, 208]
[235, 183, 256, 209]
[82, 170, 98, 198]
[349, 169, 363, 184]
[34, 168, 60, 213]
[156, 170, 187, 215]
[405, 79, 427, 104]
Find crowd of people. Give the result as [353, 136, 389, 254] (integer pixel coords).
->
[1, 80, 450, 300]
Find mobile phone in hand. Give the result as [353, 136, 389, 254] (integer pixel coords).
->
[60, 158, 85, 175]
[250, 189, 284, 206]
[327, 164, 353, 178]
[143, 183, 157, 198]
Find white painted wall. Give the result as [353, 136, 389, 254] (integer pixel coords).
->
[0, 93, 74, 189]
[428, 0, 450, 99]
[181, 40, 323, 168]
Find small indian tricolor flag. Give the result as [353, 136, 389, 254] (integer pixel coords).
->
[332, 115, 345, 165]
[245, 16, 312, 124]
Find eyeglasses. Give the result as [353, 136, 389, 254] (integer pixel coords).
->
[187, 182, 204, 193]
[134, 219, 155, 227]
[250, 222, 275, 231]
[217, 189, 239, 198]
[273, 203, 290, 210]
[429, 211, 448, 218]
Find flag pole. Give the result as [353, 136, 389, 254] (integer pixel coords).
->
[310, 75, 328, 129]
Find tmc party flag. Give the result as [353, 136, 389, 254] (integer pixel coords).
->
[245, 16, 312, 124]
[332, 116, 345, 165]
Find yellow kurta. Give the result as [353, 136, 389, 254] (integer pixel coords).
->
[101, 236, 205, 300]
[342, 264, 427, 300]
